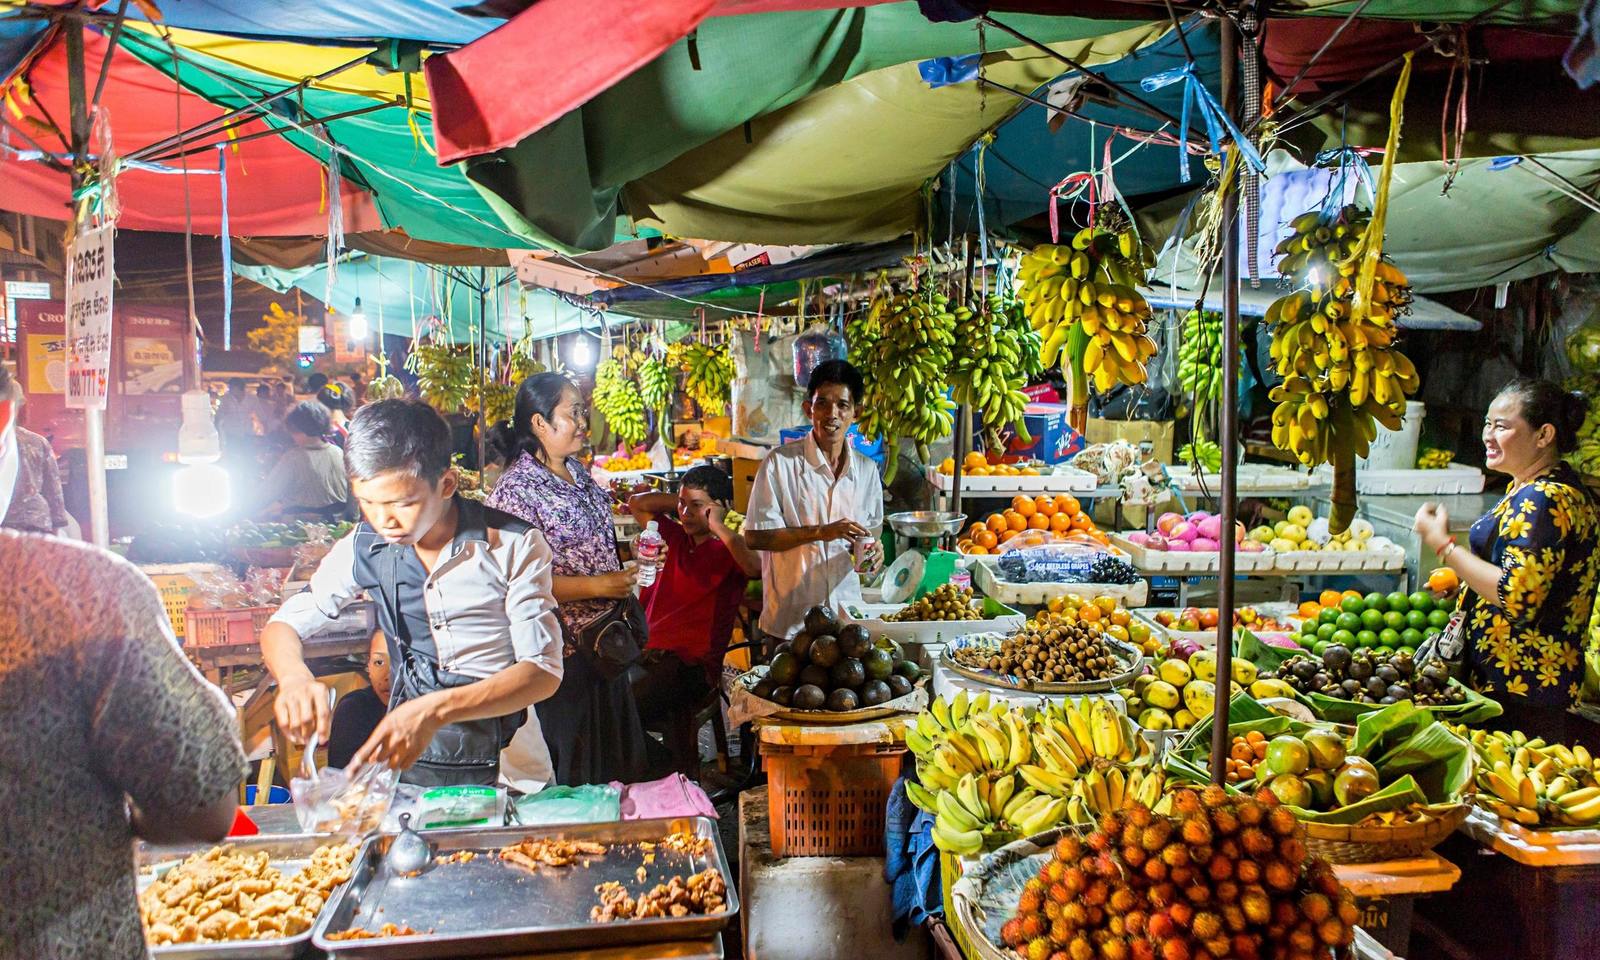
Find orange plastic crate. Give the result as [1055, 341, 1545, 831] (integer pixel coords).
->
[760, 740, 907, 857]
[184, 605, 276, 648]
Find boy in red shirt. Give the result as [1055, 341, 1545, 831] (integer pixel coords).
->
[627, 466, 760, 768]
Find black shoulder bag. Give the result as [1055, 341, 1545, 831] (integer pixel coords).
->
[570, 595, 647, 680]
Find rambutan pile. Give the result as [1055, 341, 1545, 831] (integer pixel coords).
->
[999, 786, 1358, 960]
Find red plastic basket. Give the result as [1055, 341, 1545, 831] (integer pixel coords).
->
[184, 605, 276, 648]
[760, 740, 907, 857]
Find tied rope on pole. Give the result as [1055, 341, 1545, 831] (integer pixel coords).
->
[1139, 62, 1266, 184]
[1047, 172, 1097, 242]
[1240, 8, 1262, 287]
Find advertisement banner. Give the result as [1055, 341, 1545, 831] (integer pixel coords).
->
[65, 224, 115, 410]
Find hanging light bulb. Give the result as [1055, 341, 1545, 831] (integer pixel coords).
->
[570, 334, 595, 369]
[348, 297, 369, 341]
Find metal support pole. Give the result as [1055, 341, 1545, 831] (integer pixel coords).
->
[476, 267, 489, 472]
[64, 18, 109, 548]
[1209, 13, 1243, 787]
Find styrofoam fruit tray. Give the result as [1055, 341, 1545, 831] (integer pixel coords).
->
[1355, 463, 1486, 495]
[1134, 603, 1304, 649]
[841, 599, 1027, 647]
[973, 560, 1149, 608]
[1268, 540, 1406, 573]
[1111, 534, 1276, 573]
[928, 464, 1099, 494]
[1165, 464, 1313, 493]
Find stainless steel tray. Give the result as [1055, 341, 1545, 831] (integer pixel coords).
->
[313, 817, 739, 958]
[136, 833, 354, 960]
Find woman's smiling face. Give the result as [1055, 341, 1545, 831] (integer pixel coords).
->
[1483, 391, 1553, 474]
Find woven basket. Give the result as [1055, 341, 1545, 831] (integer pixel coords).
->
[1302, 803, 1470, 863]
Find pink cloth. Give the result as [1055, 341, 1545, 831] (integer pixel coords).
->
[611, 773, 719, 821]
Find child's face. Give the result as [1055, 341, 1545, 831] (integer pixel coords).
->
[351, 469, 457, 545]
[677, 485, 716, 536]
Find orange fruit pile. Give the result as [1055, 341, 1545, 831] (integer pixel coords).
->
[937, 451, 1043, 477]
[957, 493, 1109, 554]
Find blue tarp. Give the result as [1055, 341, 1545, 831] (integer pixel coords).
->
[106, 0, 501, 46]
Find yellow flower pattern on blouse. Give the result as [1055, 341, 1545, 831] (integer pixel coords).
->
[1462, 464, 1600, 707]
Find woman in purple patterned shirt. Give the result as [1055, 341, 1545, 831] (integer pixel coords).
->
[486, 373, 648, 785]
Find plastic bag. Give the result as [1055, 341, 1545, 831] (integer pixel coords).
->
[514, 784, 622, 826]
[995, 544, 1141, 585]
[383, 784, 507, 831]
[290, 761, 399, 835]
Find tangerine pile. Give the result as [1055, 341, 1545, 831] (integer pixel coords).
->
[938, 451, 1044, 477]
[958, 494, 1109, 554]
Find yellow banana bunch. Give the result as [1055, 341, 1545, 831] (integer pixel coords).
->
[592, 358, 649, 446]
[950, 295, 1041, 452]
[850, 288, 958, 481]
[667, 342, 735, 417]
[1451, 725, 1600, 827]
[1065, 767, 1168, 826]
[1018, 225, 1158, 390]
[1266, 206, 1420, 532]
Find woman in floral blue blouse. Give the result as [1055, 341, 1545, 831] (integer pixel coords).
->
[1415, 379, 1600, 745]
[487, 373, 649, 786]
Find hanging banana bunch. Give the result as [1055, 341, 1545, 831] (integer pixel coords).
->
[1018, 223, 1159, 393]
[366, 353, 406, 401]
[639, 354, 676, 417]
[1176, 309, 1230, 401]
[847, 284, 888, 443]
[469, 337, 548, 426]
[860, 288, 958, 482]
[593, 356, 649, 447]
[951, 294, 1038, 452]
[672, 342, 735, 417]
[408, 340, 474, 413]
[1267, 57, 1418, 533]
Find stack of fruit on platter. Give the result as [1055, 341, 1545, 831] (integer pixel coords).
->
[1262, 646, 1465, 708]
[948, 601, 1137, 686]
[882, 584, 992, 622]
[997, 787, 1359, 960]
[1245, 506, 1387, 555]
[602, 448, 654, 472]
[1041, 594, 1162, 658]
[1204, 731, 1383, 811]
[1124, 511, 1263, 555]
[747, 605, 921, 712]
[938, 452, 1046, 477]
[1452, 726, 1600, 827]
[958, 494, 1110, 554]
[1147, 607, 1301, 647]
[1120, 650, 1271, 732]
[1293, 589, 1454, 658]
[904, 692, 1156, 854]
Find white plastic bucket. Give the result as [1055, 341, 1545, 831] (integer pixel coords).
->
[1361, 400, 1425, 470]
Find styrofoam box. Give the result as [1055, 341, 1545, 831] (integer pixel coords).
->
[841, 601, 1027, 648]
[927, 464, 1100, 494]
[1166, 463, 1313, 493]
[1267, 543, 1407, 573]
[1355, 463, 1486, 495]
[1111, 534, 1277, 573]
[974, 560, 1149, 608]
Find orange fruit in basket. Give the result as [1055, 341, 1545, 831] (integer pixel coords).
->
[1006, 512, 1028, 532]
[1110, 609, 1132, 627]
[975, 530, 998, 550]
[969, 522, 986, 538]
[1090, 531, 1110, 546]
[964, 451, 987, 470]
[1021, 467, 1041, 476]
[1428, 567, 1461, 594]
[1071, 512, 1094, 531]
[987, 514, 1008, 533]
[1013, 495, 1037, 517]
[970, 466, 991, 476]
[1106, 624, 1131, 643]
[1078, 603, 1103, 622]
[1028, 514, 1050, 530]
[999, 528, 1018, 543]
[1297, 600, 1321, 619]
[1055, 494, 1081, 515]
[1318, 589, 1343, 608]
[1050, 513, 1073, 533]
[1036, 495, 1057, 516]
[967, 544, 989, 555]
[1342, 589, 1363, 603]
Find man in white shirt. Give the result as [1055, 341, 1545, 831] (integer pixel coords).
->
[745, 360, 884, 640]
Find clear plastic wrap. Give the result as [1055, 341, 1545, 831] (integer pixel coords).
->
[291, 761, 399, 836]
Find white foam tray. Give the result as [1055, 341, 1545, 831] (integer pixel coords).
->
[927, 464, 1100, 494]
[973, 560, 1149, 608]
[1313, 463, 1487, 495]
[1267, 542, 1407, 573]
[841, 601, 1027, 648]
[1111, 534, 1277, 573]
[1166, 464, 1313, 493]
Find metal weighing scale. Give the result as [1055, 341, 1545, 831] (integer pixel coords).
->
[876, 510, 967, 603]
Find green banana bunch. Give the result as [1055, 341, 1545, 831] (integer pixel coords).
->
[1266, 205, 1420, 532]
[950, 295, 1038, 452]
[639, 355, 676, 416]
[408, 341, 474, 413]
[1451, 725, 1600, 827]
[853, 288, 958, 482]
[1176, 309, 1231, 401]
[670, 342, 735, 417]
[1177, 439, 1222, 473]
[366, 354, 406, 401]
[1018, 224, 1159, 389]
[593, 358, 649, 446]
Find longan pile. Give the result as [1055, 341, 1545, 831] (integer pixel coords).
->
[955, 609, 1120, 684]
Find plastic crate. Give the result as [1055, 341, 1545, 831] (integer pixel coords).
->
[184, 605, 276, 648]
[141, 563, 228, 641]
[760, 740, 907, 857]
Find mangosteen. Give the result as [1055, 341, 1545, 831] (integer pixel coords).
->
[1378, 695, 1397, 705]
[1388, 682, 1414, 700]
[1414, 676, 1437, 695]
[1292, 660, 1319, 682]
[1311, 671, 1332, 690]
[1322, 645, 1353, 672]
[1365, 677, 1389, 698]
[1341, 678, 1364, 697]
[1374, 664, 1400, 685]
[1348, 658, 1374, 682]
[1392, 653, 1415, 677]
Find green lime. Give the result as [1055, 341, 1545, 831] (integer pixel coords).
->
[1424, 626, 1443, 640]
[1408, 591, 1436, 613]
[1319, 607, 1342, 627]
[1405, 610, 1429, 631]
[1378, 628, 1402, 648]
[1298, 632, 1317, 649]
[1382, 610, 1407, 631]
[1316, 623, 1338, 643]
[1364, 592, 1387, 610]
[1336, 612, 1363, 633]
[1427, 608, 1451, 630]
[1332, 629, 1357, 648]
[1400, 627, 1423, 648]
[1356, 630, 1379, 648]
[1360, 609, 1385, 632]
[1340, 595, 1366, 615]
[1301, 619, 1320, 636]
[1313, 640, 1332, 657]
[1386, 592, 1410, 613]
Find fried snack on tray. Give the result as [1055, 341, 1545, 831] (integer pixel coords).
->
[497, 837, 609, 872]
[436, 850, 478, 866]
[326, 923, 425, 940]
[140, 843, 357, 946]
[590, 869, 728, 922]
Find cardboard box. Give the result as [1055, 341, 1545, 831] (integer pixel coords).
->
[1010, 403, 1085, 464]
[1085, 418, 1176, 463]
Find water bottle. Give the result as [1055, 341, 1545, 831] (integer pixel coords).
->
[635, 521, 667, 587]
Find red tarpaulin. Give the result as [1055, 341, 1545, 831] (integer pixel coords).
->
[1, 28, 380, 236]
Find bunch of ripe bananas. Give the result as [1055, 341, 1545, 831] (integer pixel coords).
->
[951, 295, 1041, 452]
[904, 692, 1153, 855]
[853, 289, 957, 480]
[593, 357, 648, 447]
[471, 339, 547, 425]
[1452, 725, 1600, 827]
[1416, 447, 1455, 469]
[1019, 225, 1159, 391]
[1266, 206, 1420, 531]
[668, 342, 735, 417]
[1176, 309, 1228, 401]
[408, 341, 474, 413]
